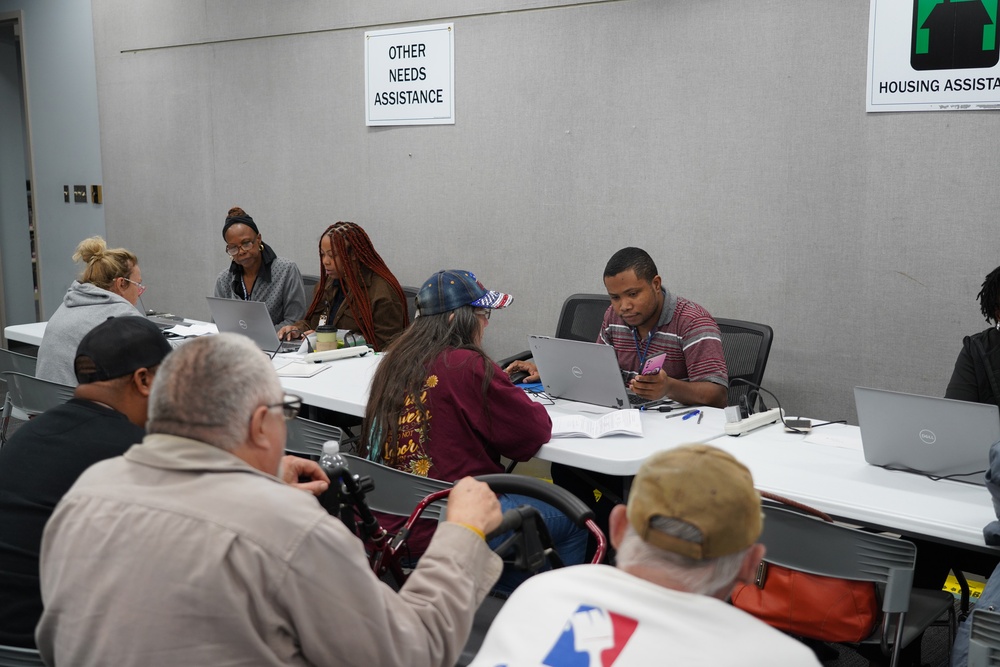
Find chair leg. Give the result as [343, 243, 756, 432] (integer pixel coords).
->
[0, 394, 10, 446]
[888, 611, 907, 667]
[948, 604, 956, 653]
[954, 568, 972, 620]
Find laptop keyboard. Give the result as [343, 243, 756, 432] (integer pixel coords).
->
[628, 393, 653, 406]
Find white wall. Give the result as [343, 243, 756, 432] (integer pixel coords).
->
[91, 0, 1000, 423]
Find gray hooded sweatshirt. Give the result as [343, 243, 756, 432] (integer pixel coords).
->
[35, 281, 140, 386]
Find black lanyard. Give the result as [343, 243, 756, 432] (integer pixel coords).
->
[632, 328, 653, 369]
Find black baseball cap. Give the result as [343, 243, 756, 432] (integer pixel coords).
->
[74, 316, 173, 384]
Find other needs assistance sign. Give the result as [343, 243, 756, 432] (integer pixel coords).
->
[365, 23, 455, 126]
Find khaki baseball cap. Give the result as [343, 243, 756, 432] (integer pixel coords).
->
[627, 444, 763, 560]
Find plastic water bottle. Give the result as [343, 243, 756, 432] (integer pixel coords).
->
[319, 439, 341, 476]
[318, 440, 342, 516]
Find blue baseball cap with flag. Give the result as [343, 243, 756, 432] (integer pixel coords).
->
[416, 269, 513, 316]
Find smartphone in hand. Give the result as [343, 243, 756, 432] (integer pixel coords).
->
[641, 352, 666, 376]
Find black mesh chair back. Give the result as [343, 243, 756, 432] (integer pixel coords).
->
[553, 294, 611, 342]
[715, 318, 773, 408]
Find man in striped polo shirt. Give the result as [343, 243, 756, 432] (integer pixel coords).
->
[507, 247, 728, 408]
[508, 247, 730, 541]
[599, 246, 728, 408]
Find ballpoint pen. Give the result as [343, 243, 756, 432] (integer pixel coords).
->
[682, 410, 700, 421]
[665, 409, 699, 420]
[697, 412, 704, 424]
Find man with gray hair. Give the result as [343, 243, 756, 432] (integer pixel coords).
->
[36, 333, 504, 667]
[468, 444, 821, 666]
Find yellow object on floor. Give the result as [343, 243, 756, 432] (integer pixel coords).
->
[944, 574, 985, 600]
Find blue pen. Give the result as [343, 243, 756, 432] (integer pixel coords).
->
[682, 410, 700, 421]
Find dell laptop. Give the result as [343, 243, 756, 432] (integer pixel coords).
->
[854, 386, 1000, 485]
[206, 297, 302, 354]
[529, 335, 656, 409]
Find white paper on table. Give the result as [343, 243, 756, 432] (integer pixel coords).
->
[550, 410, 643, 439]
[169, 323, 217, 337]
[275, 362, 329, 378]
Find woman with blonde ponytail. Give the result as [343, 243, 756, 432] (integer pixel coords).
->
[36, 236, 145, 385]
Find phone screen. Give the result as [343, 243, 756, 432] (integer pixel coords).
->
[641, 353, 666, 376]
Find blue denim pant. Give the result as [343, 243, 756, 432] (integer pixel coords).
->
[488, 493, 589, 594]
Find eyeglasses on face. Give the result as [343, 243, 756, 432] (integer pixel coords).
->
[266, 394, 302, 421]
[122, 277, 147, 297]
[225, 239, 258, 256]
[473, 308, 491, 320]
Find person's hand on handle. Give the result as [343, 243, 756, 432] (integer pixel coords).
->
[445, 477, 503, 537]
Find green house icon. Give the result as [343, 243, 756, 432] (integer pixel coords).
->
[911, 0, 1000, 70]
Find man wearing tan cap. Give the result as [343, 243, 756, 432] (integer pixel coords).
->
[468, 444, 821, 666]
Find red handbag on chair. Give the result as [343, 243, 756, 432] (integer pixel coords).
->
[730, 492, 880, 643]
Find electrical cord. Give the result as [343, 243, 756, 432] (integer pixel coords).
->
[522, 387, 554, 405]
[729, 378, 847, 435]
[875, 463, 987, 483]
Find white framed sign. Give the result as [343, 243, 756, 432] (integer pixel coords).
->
[365, 23, 455, 126]
[868, 0, 1000, 112]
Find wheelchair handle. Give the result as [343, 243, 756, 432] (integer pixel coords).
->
[474, 473, 596, 528]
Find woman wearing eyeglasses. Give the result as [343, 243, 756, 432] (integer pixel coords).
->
[277, 221, 407, 352]
[212, 206, 306, 329]
[36, 236, 146, 386]
[363, 269, 587, 590]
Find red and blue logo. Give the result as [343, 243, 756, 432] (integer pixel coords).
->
[539, 605, 639, 666]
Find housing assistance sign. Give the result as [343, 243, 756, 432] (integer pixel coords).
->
[868, 0, 1000, 111]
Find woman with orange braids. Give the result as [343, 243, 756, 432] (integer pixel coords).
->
[278, 222, 408, 351]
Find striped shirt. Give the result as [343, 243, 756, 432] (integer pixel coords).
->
[598, 288, 728, 388]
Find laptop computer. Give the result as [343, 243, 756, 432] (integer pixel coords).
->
[529, 335, 655, 409]
[854, 386, 1000, 485]
[206, 297, 302, 354]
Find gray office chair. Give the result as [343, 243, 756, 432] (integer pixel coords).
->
[285, 416, 344, 459]
[0, 349, 38, 439]
[301, 272, 320, 299]
[0, 371, 74, 445]
[715, 318, 773, 409]
[401, 285, 419, 323]
[970, 608, 1000, 667]
[758, 504, 956, 667]
[341, 453, 450, 521]
[0, 645, 44, 667]
[0, 349, 37, 377]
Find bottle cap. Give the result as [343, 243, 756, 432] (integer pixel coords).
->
[322, 440, 340, 455]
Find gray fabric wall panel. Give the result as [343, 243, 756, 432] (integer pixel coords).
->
[93, 0, 1000, 423]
